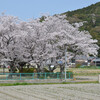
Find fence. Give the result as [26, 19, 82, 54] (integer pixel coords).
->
[0, 72, 73, 80]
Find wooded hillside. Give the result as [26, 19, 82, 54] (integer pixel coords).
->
[62, 2, 100, 56]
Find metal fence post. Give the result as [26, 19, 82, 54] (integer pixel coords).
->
[45, 73, 46, 79]
[65, 46, 67, 81]
[6, 73, 8, 80]
[32, 73, 34, 79]
[98, 74, 100, 83]
[57, 73, 59, 79]
[69, 72, 70, 79]
[20, 73, 21, 80]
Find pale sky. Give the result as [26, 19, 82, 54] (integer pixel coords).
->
[0, 0, 99, 20]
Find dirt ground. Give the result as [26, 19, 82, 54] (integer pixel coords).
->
[0, 83, 100, 100]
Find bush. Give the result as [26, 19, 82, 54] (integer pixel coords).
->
[19, 68, 36, 73]
[76, 64, 81, 68]
[66, 71, 73, 79]
[56, 71, 73, 79]
[43, 68, 50, 72]
[36, 71, 73, 79]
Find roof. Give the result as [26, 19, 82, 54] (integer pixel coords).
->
[88, 57, 96, 60]
[92, 58, 100, 62]
[75, 55, 88, 60]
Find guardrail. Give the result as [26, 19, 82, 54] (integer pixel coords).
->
[0, 72, 73, 80]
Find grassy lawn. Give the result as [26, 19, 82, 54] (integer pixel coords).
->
[0, 81, 98, 86]
[68, 68, 100, 76]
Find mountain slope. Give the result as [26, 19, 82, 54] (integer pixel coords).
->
[62, 2, 100, 56]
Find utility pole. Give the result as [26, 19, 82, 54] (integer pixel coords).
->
[65, 46, 67, 81]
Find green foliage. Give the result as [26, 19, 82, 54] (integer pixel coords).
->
[19, 68, 36, 73]
[40, 16, 46, 22]
[43, 68, 50, 72]
[76, 64, 81, 68]
[80, 65, 100, 69]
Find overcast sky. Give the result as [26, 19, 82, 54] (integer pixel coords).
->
[0, 0, 99, 20]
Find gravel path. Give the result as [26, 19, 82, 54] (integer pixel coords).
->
[0, 83, 100, 100]
[75, 76, 98, 81]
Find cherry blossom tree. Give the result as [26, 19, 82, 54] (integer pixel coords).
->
[0, 14, 21, 72]
[41, 15, 99, 72]
[0, 14, 99, 73]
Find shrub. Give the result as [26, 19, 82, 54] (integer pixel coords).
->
[56, 71, 73, 79]
[19, 68, 36, 73]
[76, 64, 81, 68]
[43, 68, 50, 72]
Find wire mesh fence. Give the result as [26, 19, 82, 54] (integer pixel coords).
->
[0, 72, 73, 80]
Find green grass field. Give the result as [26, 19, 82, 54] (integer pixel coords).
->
[68, 68, 100, 76]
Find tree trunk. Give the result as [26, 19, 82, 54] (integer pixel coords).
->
[36, 63, 41, 78]
[60, 65, 64, 79]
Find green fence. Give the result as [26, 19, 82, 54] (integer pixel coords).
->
[0, 72, 73, 80]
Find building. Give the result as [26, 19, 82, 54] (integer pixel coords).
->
[91, 58, 100, 66]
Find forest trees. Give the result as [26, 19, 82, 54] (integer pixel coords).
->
[0, 14, 99, 73]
